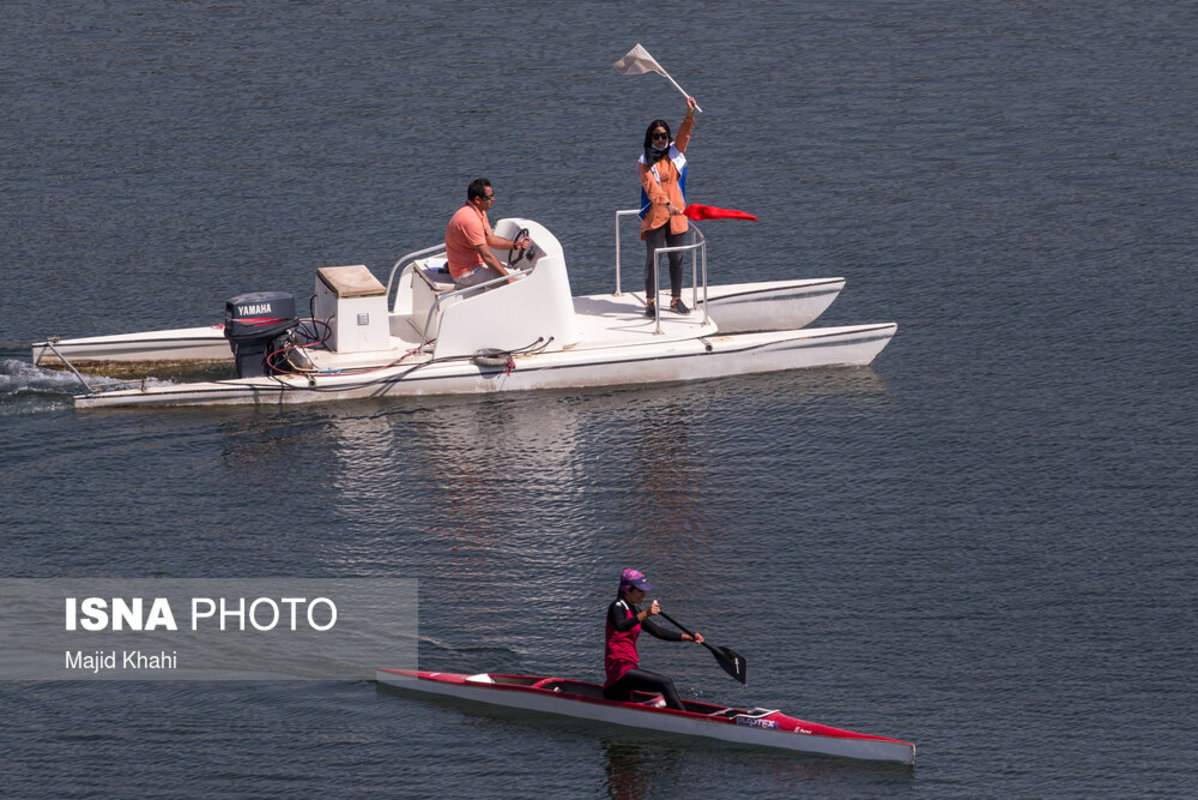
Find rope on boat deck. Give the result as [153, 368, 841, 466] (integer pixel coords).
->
[472, 336, 554, 374]
[255, 336, 554, 393]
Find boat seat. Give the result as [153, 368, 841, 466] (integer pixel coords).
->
[414, 258, 456, 293]
[530, 678, 606, 699]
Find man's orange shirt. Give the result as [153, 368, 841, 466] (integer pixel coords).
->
[445, 203, 492, 279]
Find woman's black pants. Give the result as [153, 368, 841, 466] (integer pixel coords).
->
[644, 224, 687, 300]
[603, 668, 685, 711]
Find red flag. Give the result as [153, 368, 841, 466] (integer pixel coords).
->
[683, 203, 758, 221]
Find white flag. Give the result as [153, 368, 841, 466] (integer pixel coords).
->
[613, 44, 666, 77]
[613, 43, 703, 112]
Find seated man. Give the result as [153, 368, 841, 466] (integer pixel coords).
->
[445, 178, 531, 289]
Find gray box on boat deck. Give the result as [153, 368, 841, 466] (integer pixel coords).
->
[313, 264, 390, 353]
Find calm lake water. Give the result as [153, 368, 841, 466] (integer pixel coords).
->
[2, 1, 1194, 798]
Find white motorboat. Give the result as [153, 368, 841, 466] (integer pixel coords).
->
[28, 281, 846, 368]
[32, 211, 895, 409]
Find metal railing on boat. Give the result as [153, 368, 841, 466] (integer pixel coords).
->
[385, 243, 447, 310]
[384, 244, 534, 353]
[39, 339, 96, 395]
[614, 208, 709, 333]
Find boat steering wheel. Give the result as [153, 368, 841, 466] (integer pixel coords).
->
[508, 228, 531, 269]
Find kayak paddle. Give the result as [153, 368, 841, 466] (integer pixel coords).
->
[658, 609, 747, 685]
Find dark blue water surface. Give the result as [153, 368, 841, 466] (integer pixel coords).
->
[2, 1, 1195, 798]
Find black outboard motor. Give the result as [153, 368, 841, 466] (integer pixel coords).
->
[224, 291, 299, 378]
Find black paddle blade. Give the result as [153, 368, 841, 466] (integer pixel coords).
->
[711, 644, 747, 684]
[657, 610, 747, 684]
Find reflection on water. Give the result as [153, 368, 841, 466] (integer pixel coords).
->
[419, 395, 584, 536]
[626, 397, 708, 538]
[168, 369, 898, 664]
[196, 370, 893, 586]
[218, 413, 325, 470]
[600, 736, 912, 798]
[602, 740, 654, 800]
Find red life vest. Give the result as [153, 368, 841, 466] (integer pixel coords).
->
[604, 599, 640, 687]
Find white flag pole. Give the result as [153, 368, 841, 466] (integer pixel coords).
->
[658, 69, 703, 114]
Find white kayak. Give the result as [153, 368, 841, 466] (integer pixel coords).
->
[377, 669, 916, 765]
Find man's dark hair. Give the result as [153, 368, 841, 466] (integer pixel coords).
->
[467, 178, 492, 201]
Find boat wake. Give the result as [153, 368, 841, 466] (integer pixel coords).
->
[1, 358, 79, 414]
[0, 357, 174, 416]
[418, 634, 521, 664]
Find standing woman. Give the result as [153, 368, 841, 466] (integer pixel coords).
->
[639, 95, 699, 317]
[603, 568, 703, 710]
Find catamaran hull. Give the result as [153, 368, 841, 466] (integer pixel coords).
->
[31, 326, 232, 367]
[31, 279, 845, 373]
[376, 669, 915, 764]
[698, 278, 845, 334]
[72, 323, 896, 409]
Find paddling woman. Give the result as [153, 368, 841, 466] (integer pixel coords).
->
[603, 569, 703, 710]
